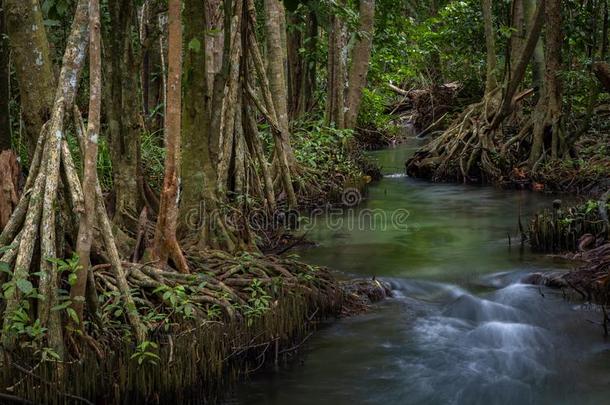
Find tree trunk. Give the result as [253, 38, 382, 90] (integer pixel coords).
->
[71, 0, 101, 325]
[302, 11, 318, 114]
[0, 4, 10, 151]
[490, 0, 546, 129]
[326, 13, 346, 128]
[287, 11, 304, 120]
[152, 0, 189, 274]
[261, 0, 298, 207]
[344, 0, 375, 130]
[524, 0, 545, 99]
[205, 0, 223, 96]
[217, 0, 243, 191]
[482, 0, 498, 93]
[528, 0, 562, 165]
[181, 0, 215, 223]
[0, 150, 19, 229]
[264, 0, 296, 164]
[428, 0, 443, 85]
[104, 0, 143, 229]
[509, 0, 526, 77]
[4, 0, 56, 156]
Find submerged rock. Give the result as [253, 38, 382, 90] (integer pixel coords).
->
[340, 278, 392, 315]
[521, 271, 570, 289]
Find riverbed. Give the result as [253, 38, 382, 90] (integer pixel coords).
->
[231, 143, 610, 405]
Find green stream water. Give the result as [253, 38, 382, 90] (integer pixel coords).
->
[231, 143, 610, 405]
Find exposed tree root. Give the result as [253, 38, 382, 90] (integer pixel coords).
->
[407, 0, 557, 187]
[0, 248, 347, 403]
[406, 90, 510, 183]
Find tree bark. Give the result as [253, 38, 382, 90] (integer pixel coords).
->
[344, 0, 375, 130]
[181, 0, 215, 223]
[152, 0, 189, 274]
[524, 0, 545, 97]
[104, 0, 143, 229]
[72, 0, 101, 325]
[259, 0, 298, 207]
[287, 10, 304, 120]
[264, 0, 296, 165]
[4, 0, 56, 156]
[528, 0, 562, 165]
[509, 0, 526, 77]
[0, 3, 10, 151]
[490, 0, 546, 129]
[428, 0, 443, 85]
[326, 12, 346, 128]
[0, 150, 19, 230]
[482, 0, 498, 93]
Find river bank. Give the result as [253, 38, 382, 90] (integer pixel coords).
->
[0, 133, 390, 404]
[0, 250, 391, 404]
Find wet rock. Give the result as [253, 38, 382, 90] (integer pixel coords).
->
[340, 278, 392, 315]
[522, 271, 569, 289]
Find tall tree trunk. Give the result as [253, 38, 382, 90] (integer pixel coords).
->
[490, 0, 546, 129]
[0, 3, 10, 151]
[528, 0, 562, 165]
[152, 0, 189, 274]
[344, 0, 375, 130]
[287, 11, 304, 120]
[217, 0, 243, 191]
[302, 11, 318, 114]
[181, 0, 214, 222]
[72, 0, 101, 324]
[262, 0, 298, 207]
[524, 0, 545, 99]
[104, 0, 143, 229]
[4, 0, 55, 156]
[428, 0, 443, 85]
[264, 0, 296, 164]
[205, 0, 223, 97]
[326, 13, 346, 128]
[482, 0, 498, 93]
[509, 0, 526, 77]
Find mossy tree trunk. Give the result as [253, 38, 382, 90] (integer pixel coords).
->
[1, 0, 90, 359]
[509, 0, 526, 78]
[528, 0, 563, 165]
[0, 3, 10, 151]
[4, 0, 55, 157]
[104, 0, 144, 229]
[344, 0, 375, 130]
[71, 0, 101, 325]
[482, 0, 498, 93]
[263, 0, 298, 207]
[326, 12, 346, 129]
[181, 0, 215, 224]
[524, 0, 546, 100]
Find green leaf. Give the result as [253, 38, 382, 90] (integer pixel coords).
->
[0, 262, 10, 274]
[16, 279, 34, 295]
[188, 38, 201, 53]
[44, 19, 61, 27]
[66, 307, 79, 324]
[52, 301, 71, 311]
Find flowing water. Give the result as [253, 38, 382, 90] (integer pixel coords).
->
[232, 142, 610, 405]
